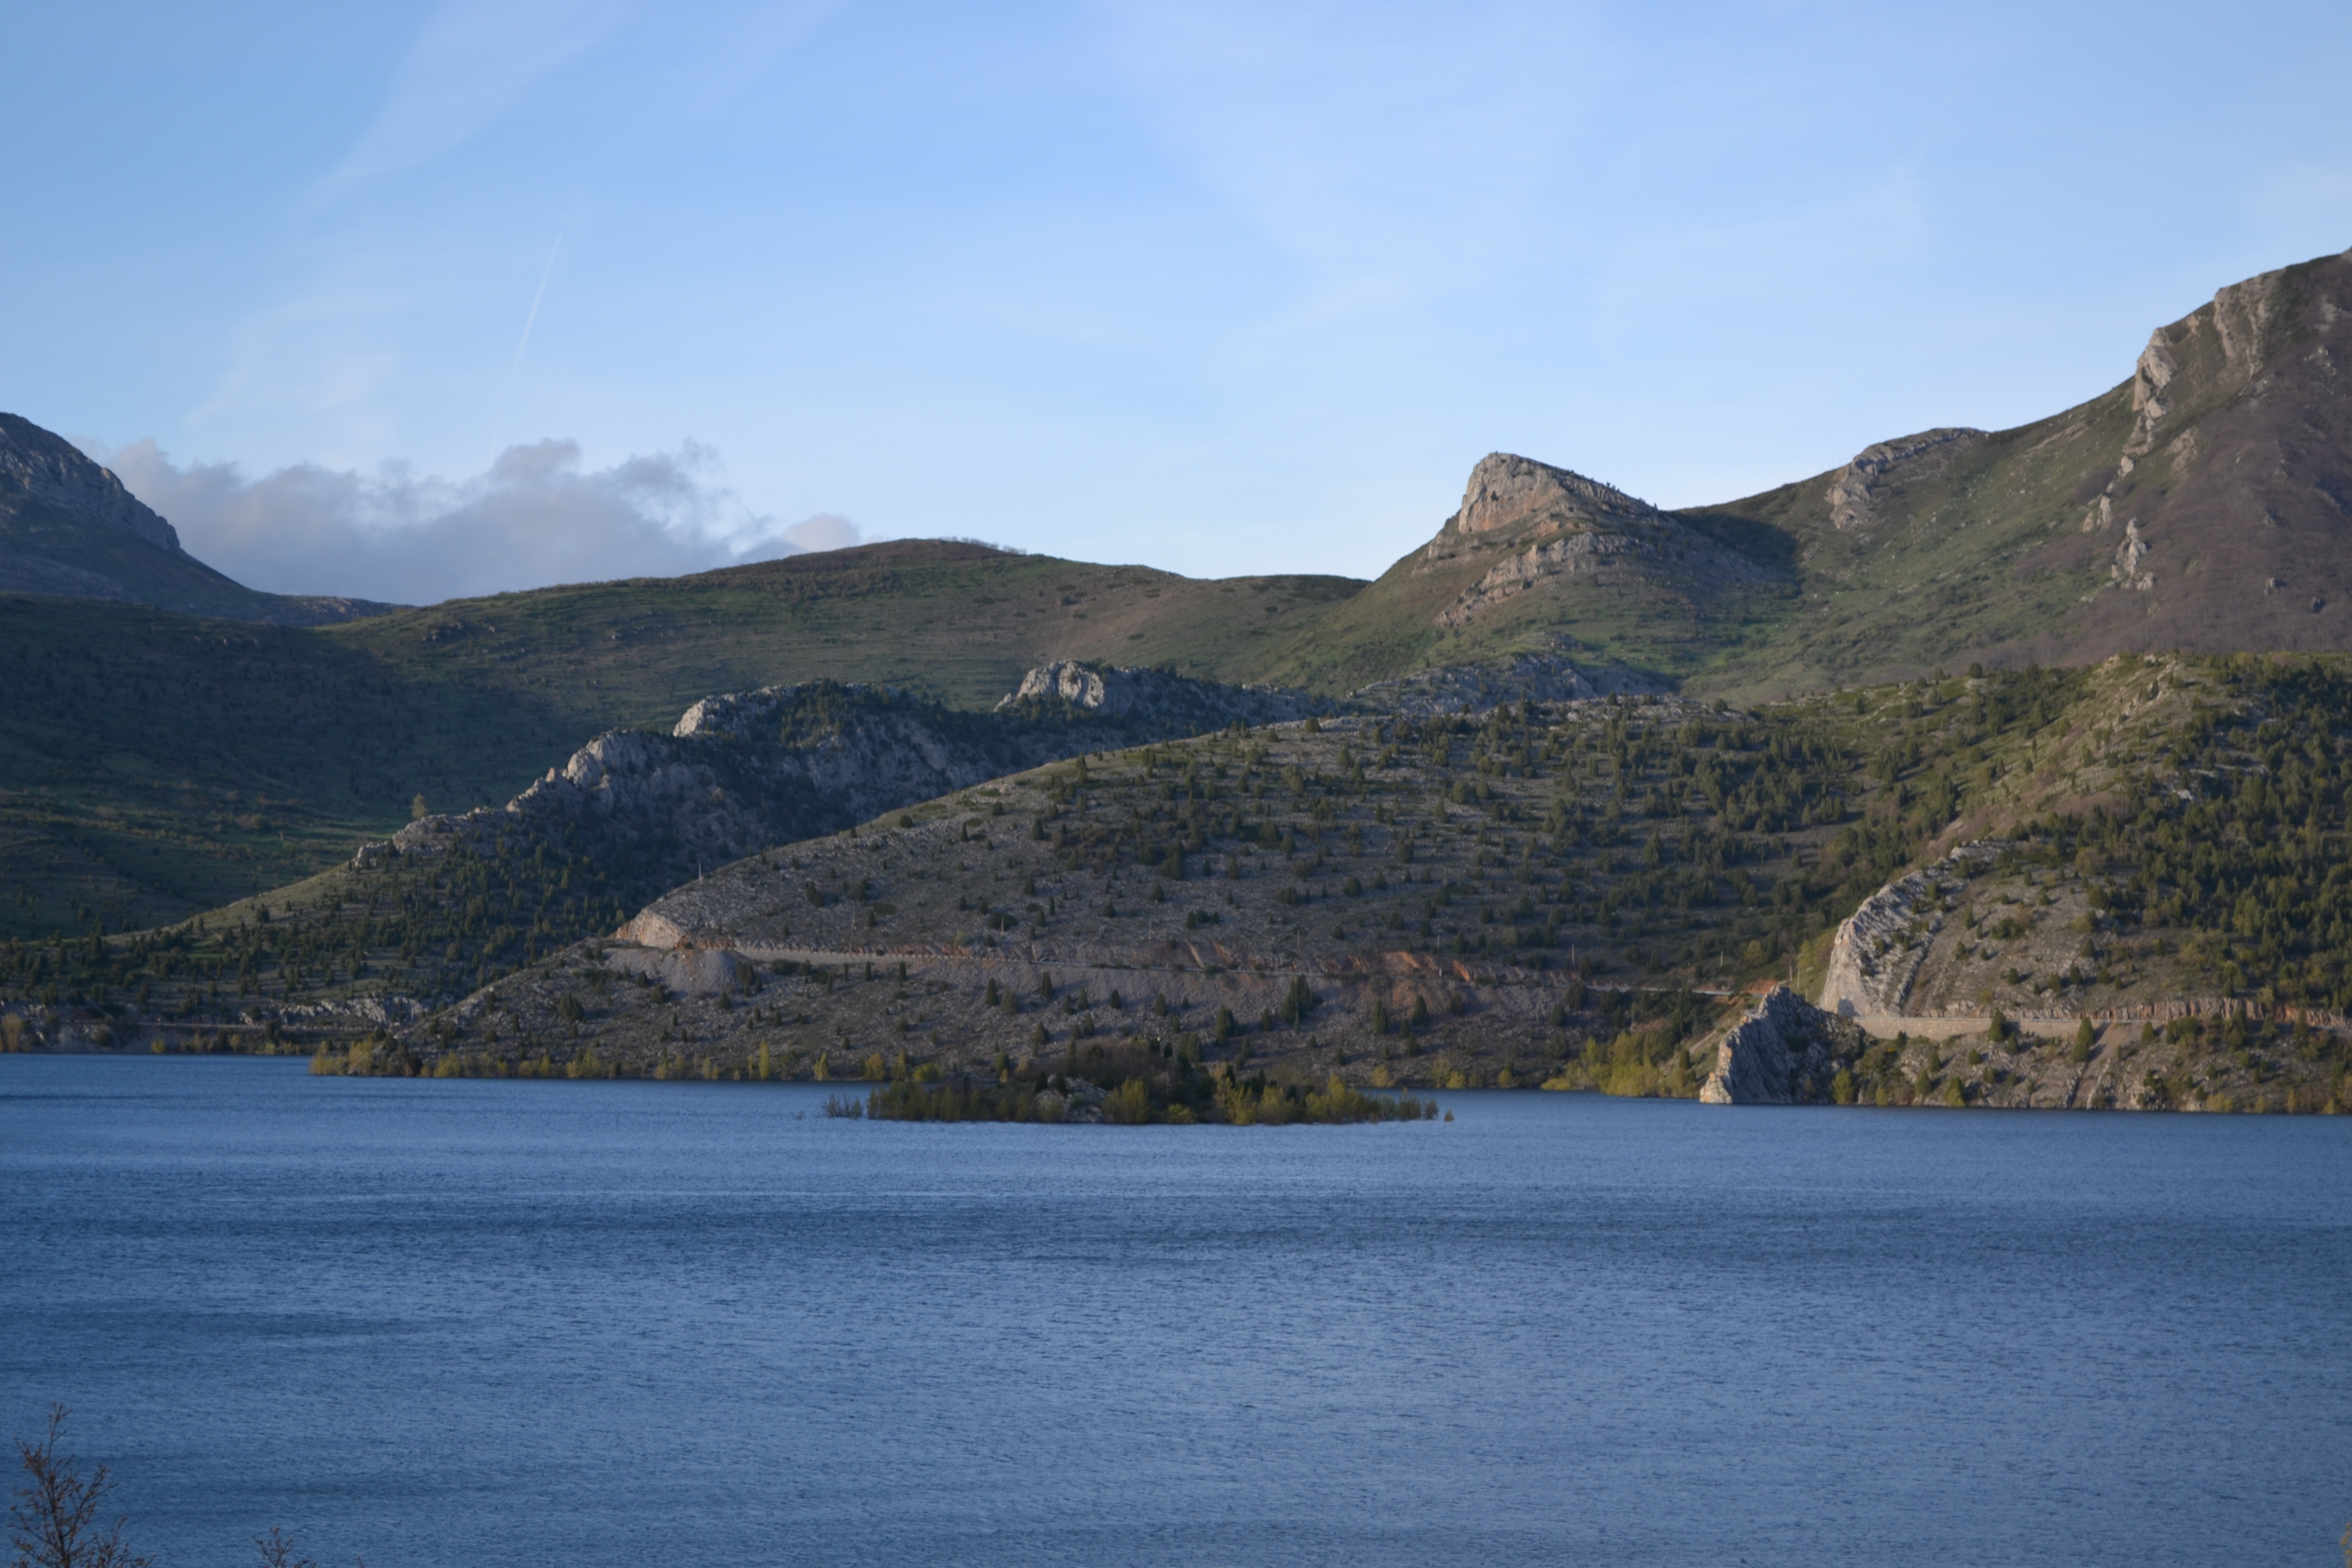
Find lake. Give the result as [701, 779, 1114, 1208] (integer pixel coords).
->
[2, 1056, 2347, 1566]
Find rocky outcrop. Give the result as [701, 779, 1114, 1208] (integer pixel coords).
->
[0, 411, 399, 624]
[1817, 843, 2002, 1019]
[601, 944, 746, 997]
[356, 667, 1337, 920]
[2125, 267, 2285, 460]
[2110, 519, 2155, 591]
[1442, 453, 1659, 543]
[1418, 453, 1783, 631]
[1698, 985, 1868, 1105]
[995, 660, 1324, 725]
[1823, 428, 1986, 532]
[0, 412, 184, 553]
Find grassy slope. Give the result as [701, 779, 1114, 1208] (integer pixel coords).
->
[0, 545, 1365, 939]
[324, 541, 1364, 720]
[1244, 511, 1800, 694]
[1673, 385, 2140, 701]
[0, 595, 592, 938]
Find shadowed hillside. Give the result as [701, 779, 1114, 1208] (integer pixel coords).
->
[0, 413, 396, 625]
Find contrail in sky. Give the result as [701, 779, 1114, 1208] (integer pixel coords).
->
[492, 235, 562, 456]
[512, 235, 563, 375]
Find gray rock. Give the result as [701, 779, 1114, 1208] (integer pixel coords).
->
[1698, 985, 1868, 1105]
[0, 412, 184, 553]
[996, 659, 1323, 725]
[1823, 428, 1986, 532]
[601, 945, 745, 997]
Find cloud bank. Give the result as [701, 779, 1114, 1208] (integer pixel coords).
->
[90, 437, 856, 606]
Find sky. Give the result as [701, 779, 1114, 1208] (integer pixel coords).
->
[5, 0, 2350, 605]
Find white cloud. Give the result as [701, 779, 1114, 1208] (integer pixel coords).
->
[780, 512, 860, 553]
[89, 436, 857, 606]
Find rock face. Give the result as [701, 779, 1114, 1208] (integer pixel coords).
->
[2011, 248, 2352, 656]
[1417, 453, 1785, 633]
[1823, 428, 1986, 532]
[995, 659, 1323, 725]
[362, 666, 1333, 919]
[0, 410, 399, 624]
[0, 413, 184, 553]
[1446, 453, 1655, 541]
[1817, 843, 2002, 1018]
[1698, 985, 1869, 1105]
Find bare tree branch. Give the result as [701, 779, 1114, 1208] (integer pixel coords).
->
[8, 1405, 153, 1568]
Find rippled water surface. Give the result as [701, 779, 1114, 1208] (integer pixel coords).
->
[3, 1056, 2348, 1566]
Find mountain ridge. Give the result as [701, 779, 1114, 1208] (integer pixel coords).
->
[0, 413, 400, 625]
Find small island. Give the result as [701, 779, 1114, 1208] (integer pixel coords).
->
[827, 1040, 1438, 1124]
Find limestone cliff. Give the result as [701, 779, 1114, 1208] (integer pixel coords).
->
[1817, 843, 2003, 1019]
[1421, 453, 1783, 632]
[1698, 985, 1869, 1105]
[996, 659, 1325, 725]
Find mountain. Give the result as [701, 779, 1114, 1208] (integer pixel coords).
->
[160, 654, 2349, 1118]
[10, 245, 2350, 699]
[0, 536, 1361, 940]
[323, 540, 1363, 718]
[0, 413, 398, 625]
[0, 667, 1345, 1015]
[1671, 245, 2352, 696]
[1238, 453, 1793, 695]
[7, 244, 2352, 962]
[1227, 247, 2352, 702]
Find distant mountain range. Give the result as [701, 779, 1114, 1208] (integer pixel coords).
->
[3, 244, 2349, 961]
[9, 247, 2346, 699]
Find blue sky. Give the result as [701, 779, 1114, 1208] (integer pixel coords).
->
[6, 1, 2350, 603]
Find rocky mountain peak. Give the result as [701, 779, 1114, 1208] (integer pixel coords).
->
[1414, 449, 1786, 633]
[0, 412, 182, 553]
[1445, 452, 1655, 545]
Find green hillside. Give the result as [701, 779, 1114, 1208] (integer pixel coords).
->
[0, 595, 591, 938]
[0, 546, 1362, 939]
[323, 540, 1362, 720]
[309, 655, 2347, 1114]
[4, 654, 2333, 1111]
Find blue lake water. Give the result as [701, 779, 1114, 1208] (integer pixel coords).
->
[2, 1056, 2347, 1566]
